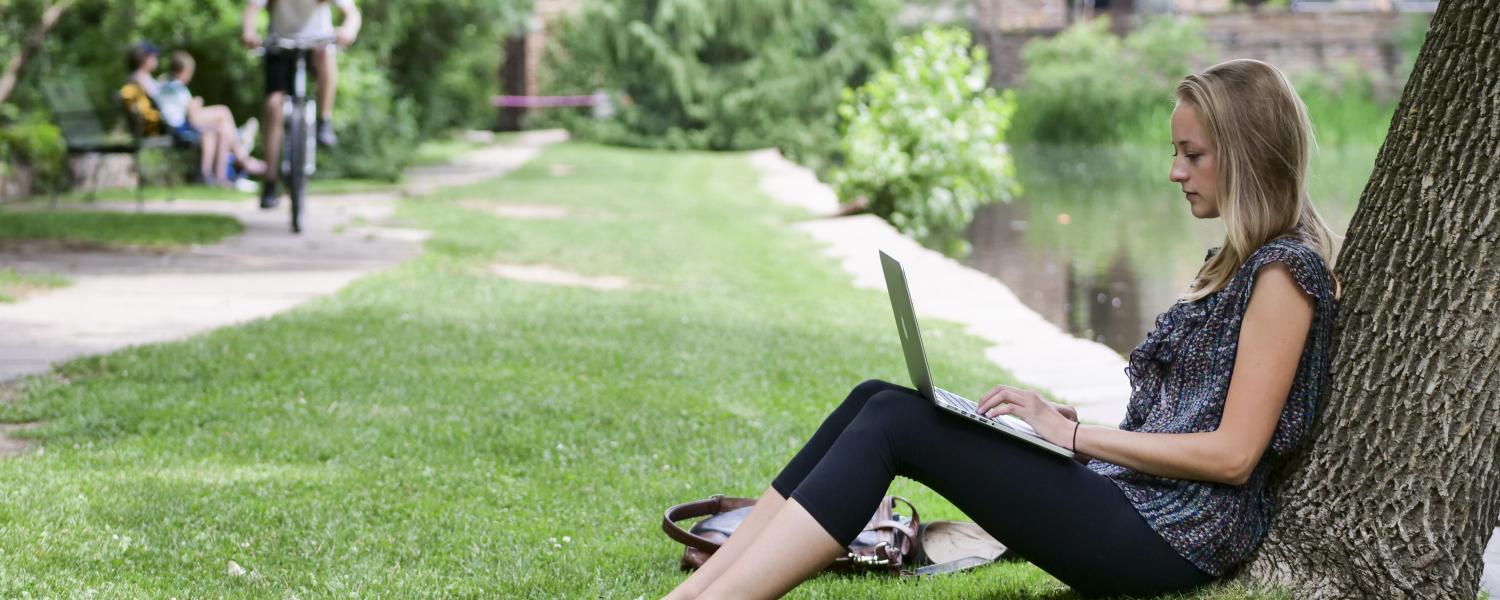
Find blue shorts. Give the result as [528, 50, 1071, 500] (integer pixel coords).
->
[172, 122, 200, 145]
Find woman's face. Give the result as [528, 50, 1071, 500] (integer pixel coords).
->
[1170, 102, 1220, 219]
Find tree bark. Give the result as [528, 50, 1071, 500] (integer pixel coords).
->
[1239, 2, 1500, 598]
[0, 0, 77, 106]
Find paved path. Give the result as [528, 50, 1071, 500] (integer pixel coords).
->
[0, 129, 566, 383]
[747, 148, 1500, 596]
[401, 130, 567, 196]
[747, 149, 1131, 426]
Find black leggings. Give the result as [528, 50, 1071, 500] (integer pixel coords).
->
[771, 380, 1215, 598]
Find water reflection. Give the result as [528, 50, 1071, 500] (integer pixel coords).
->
[964, 143, 1371, 356]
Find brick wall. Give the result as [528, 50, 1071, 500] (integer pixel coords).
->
[499, 0, 582, 130]
[1198, 11, 1413, 88]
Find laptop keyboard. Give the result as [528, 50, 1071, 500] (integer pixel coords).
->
[934, 387, 976, 412]
[934, 387, 1038, 436]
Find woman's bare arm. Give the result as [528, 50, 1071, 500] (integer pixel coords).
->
[979, 262, 1314, 485]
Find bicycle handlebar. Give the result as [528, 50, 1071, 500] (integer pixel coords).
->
[250, 36, 336, 56]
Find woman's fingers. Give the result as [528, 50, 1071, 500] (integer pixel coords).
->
[978, 389, 1020, 416]
[983, 403, 1015, 418]
[976, 388, 1005, 413]
[978, 384, 1020, 411]
[979, 387, 1054, 418]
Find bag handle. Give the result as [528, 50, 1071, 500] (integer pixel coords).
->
[662, 494, 757, 553]
[887, 495, 920, 529]
[879, 495, 921, 550]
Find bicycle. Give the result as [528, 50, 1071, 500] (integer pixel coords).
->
[254, 35, 333, 233]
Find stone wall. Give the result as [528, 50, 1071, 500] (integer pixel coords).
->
[1198, 10, 1414, 88]
[67, 154, 138, 191]
[977, 9, 1422, 91]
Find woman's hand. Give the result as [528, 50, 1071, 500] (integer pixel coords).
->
[975, 384, 1078, 451]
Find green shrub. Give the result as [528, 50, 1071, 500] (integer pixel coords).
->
[1011, 15, 1406, 149]
[537, 0, 900, 172]
[1292, 63, 1396, 148]
[316, 53, 421, 181]
[831, 28, 1020, 254]
[1010, 16, 1208, 145]
[0, 112, 67, 193]
[359, 0, 520, 137]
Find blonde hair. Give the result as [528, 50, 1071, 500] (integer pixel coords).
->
[1176, 59, 1341, 302]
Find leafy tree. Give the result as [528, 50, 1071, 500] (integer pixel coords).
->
[1010, 15, 1209, 145]
[831, 28, 1019, 255]
[5, 0, 528, 181]
[538, 0, 900, 171]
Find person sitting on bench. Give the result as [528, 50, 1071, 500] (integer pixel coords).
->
[154, 50, 266, 187]
[120, 42, 165, 137]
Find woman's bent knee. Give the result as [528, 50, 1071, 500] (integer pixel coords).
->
[837, 379, 895, 412]
[850, 378, 895, 398]
[863, 389, 935, 426]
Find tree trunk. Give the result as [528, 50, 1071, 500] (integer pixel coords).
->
[0, 0, 76, 105]
[1239, 2, 1500, 598]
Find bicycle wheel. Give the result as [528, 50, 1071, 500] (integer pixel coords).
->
[286, 99, 308, 234]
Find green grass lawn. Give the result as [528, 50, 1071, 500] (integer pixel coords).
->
[41, 177, 399, 204]
[0, 211, 243, 249]
[408, 131, 515, 168]
[0, 143, 1283, 597]
[0, 267, 69, 302]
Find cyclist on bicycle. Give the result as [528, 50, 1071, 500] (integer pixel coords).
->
[241, 0, 361, 209]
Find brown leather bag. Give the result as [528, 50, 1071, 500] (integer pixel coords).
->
[662, 494, 921, 574]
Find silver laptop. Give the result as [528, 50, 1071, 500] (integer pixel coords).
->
[879, 251, 1074, 459]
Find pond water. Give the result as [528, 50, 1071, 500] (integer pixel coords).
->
[963, 143, 1374, 356]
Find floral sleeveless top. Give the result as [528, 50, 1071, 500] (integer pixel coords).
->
[1086, 237, 1339, 576]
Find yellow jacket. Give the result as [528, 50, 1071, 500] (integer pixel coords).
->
[119, 82, 162, 136]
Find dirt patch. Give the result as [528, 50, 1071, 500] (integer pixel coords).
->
[0, 422, 40, 458]
[460, 201, 574, 220]
[489, 262, 633, 291]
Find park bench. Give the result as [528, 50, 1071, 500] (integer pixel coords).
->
[43, 79, 187, 206]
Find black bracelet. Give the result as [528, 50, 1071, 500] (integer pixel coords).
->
[1071, 422, 1080, 452]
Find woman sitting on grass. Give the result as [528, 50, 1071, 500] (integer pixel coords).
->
[665, 58, 1341, 599]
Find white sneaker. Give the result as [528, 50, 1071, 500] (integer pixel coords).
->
[233, 177, 259, 193]
[238, 117, 259, 156]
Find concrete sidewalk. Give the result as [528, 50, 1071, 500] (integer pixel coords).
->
[0, 194, 418, 381]
[0, 130, 566, 383]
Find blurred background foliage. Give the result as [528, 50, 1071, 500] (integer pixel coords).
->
[0, 0, 1427, 203]
[832, 27, 1019, 254]
[0, 0, 530, 182]
[534, 0, 901, 174]
[1008, 14, 1419, 148]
